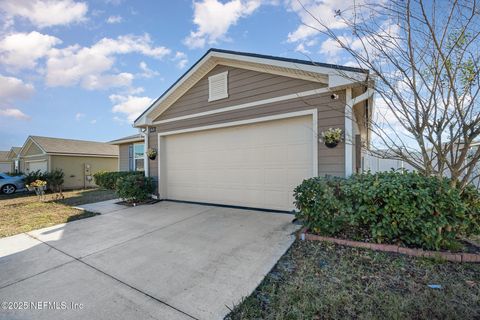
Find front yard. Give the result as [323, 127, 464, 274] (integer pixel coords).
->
[227, 240, 480, 320]
[0, 188, 117, 238]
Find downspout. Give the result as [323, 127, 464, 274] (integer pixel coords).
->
[140, 127, 149, 177]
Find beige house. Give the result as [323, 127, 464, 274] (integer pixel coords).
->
[109, 134, 145, 172]
[0, 151, 12, 173]
[19, 136, 119, 189]
[6, 147, 22, 173]
[129, 49, 373, 211]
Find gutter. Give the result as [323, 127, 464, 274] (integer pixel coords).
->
[140, 127, 149, 177]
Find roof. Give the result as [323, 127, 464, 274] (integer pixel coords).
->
[108, 134, 144, 145]
[134, 48, 370, 126]
[26, 136, 119, 157]
[0, 151, 9, 161]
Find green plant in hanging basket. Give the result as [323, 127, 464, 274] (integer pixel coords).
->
[321, 128, 343, 148]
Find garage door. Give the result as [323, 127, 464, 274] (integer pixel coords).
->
[28, 161, 47, 173]
[162, 115, 315, 211]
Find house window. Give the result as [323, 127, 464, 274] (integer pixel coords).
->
[208, 71, 228, 102]
[133, 143, 145, 171]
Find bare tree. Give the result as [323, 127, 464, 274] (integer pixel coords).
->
[299, 0, 480, 189]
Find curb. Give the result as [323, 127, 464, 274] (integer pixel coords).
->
[297, 228, 480, 263]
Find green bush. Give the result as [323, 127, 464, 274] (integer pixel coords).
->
[115, 174, 154, 203]
[24, 170, 48, 185]
[294, 171, 480, 250]
[46, 169, 64, 193]
[93, 171, 144, 190]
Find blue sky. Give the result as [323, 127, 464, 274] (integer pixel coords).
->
[0, 0, 356, 150]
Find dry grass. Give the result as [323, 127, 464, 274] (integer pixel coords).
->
[227, 240, 480, 320]
[0, 189, 117, 238]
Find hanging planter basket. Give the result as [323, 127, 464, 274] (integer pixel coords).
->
[146, 148, 157, 160]
[321, 128, 343, 149]
[325, 141, 339, 148]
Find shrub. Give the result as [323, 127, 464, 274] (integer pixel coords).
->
[46, 169, 64, 193]
[115, 174, 154, 203]
[294, 171, 480, 250]
[24, 170, 48, 185]
[93, 171, 144, 190]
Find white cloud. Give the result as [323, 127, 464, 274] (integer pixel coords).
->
[0, 74, 34, 101]
[172, 51, 188, 69]
[82, 73, 134, 90]
[184, 0, 264, 48]
[0, 0, 88, 28]
[0, 108, 30, 120]
[90, 119, 97, 124]
[75, 112, 85, 120]
[286, 0, 360, 43]
[0, 31, 61, 70]
[45, 34, 170, 89]
[109, 94, 153, 122]
[106, 15, 122, 24]
[138, 61, 159, 78]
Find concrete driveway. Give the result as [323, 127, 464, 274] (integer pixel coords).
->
[0, 201, 298, 320]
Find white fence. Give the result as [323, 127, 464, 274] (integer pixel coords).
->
[363, 153, 415, 173]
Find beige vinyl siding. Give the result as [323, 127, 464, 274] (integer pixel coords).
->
[50, 155, 118, 189]
[23, 143, 44, 156]
[155, 65, 327, 122]
[118, 144, 130, 171]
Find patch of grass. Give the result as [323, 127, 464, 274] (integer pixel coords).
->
[226, 241, 480, 320]
[0, 188, 116, 238]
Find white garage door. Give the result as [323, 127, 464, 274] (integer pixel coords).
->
[28, 161, 47, 173]
[162, 115, 315, 211]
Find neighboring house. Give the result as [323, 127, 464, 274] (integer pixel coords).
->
[18, 136, 119, 189]
[0, 151, 12, 173]
[108, 134, 145, 171]
[6, 147, 22, 173]
[131, 49, 373, 211]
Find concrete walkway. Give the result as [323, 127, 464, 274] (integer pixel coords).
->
[0, 201, 298, 320]
[73, 198, 126, 214]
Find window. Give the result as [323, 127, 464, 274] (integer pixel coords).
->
[133, 143, 145, 171]
[208, 71, 228, 102]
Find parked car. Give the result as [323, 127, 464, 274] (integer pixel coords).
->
[0, 173, 25, 194]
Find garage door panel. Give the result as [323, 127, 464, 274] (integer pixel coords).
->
[28, 161, 47, 173]
[164, 115, 314, 210]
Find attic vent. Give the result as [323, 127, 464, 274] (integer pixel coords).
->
[208, 71, 228, 102]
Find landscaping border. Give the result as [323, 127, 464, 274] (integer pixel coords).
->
[297, 228, 480, 263]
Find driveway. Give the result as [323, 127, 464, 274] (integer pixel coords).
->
[0, 201, 298, 320]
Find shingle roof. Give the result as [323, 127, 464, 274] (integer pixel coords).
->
[11, 147, 21, 155]
[108, 134, 143, 145]
[30, 136, 119, 157]
[0, 151, 9, 161]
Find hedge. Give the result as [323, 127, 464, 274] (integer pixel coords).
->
[93, 171, 144, 190]
[116, 174, 155, 203]
[294, 171, 480, 251]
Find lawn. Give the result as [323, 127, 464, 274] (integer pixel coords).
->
[226, 240, 480, 320]
[0, 188, 117, 238]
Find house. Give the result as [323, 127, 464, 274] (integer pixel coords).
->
[0, 151, 12, 173]
[19, 136, 119, 189]
[131, 49, 373, 211]
[108, 134, 145, 171]
[6, 147, 22, 173]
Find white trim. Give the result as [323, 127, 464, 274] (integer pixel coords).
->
[23, 153, 118, 158]
[19, 137, 46, 158]
[350, 88, 374, 106]
[156, 109, 318, 199]
[134, 50, 367, 126]
[152, 87, 329, 125]
[25, 159, 47, 163]
[345, 88, 353, 177]
[109, 137, 143, 145]
[208, 70, 228, 102]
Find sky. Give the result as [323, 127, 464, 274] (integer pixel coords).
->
[0, 0, 360, 150]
